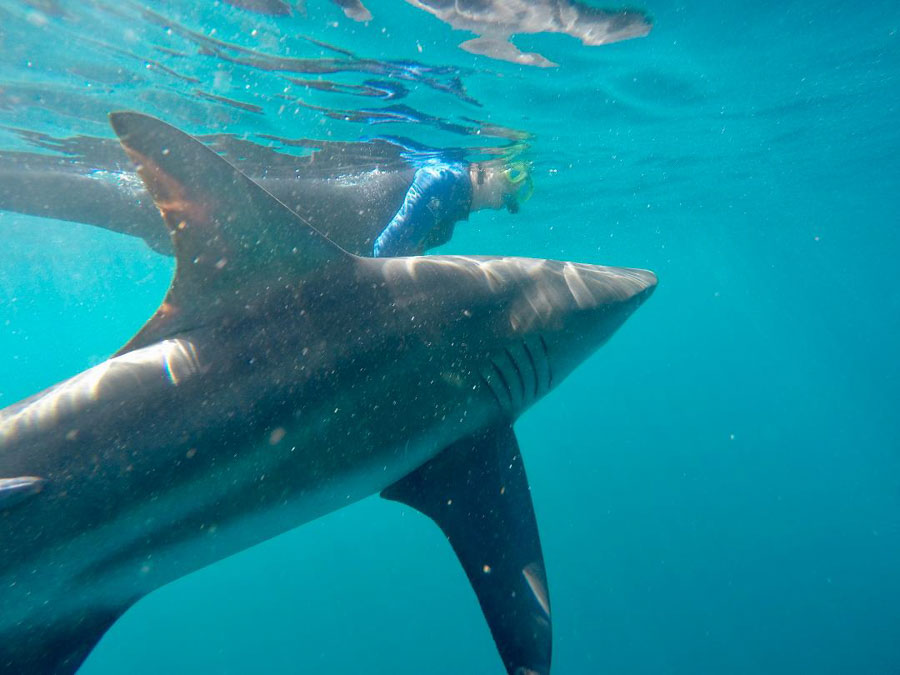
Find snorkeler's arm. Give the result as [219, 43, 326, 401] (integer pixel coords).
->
[373, 163, 470, 257]
[373, 166, 441, 257]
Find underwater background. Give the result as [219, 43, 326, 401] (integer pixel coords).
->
[1, 0, 898, 672]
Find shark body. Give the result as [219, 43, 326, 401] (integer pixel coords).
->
[0, 113, 656, 674]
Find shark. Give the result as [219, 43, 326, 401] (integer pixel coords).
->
[0, 112, 656, 674]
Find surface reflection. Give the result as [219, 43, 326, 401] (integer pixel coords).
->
[322, 0, 652, 66]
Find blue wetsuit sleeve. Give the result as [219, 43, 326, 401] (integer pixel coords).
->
[373, 163, 470, 257]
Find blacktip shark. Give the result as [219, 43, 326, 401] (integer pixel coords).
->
[0, 112, 656, 674]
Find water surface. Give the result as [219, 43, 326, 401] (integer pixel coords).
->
[1, 0, 898, 672]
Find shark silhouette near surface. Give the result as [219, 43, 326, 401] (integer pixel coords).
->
[0, 112, 656, 674]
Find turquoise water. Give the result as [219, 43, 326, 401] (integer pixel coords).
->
[1, 0, 899, 673]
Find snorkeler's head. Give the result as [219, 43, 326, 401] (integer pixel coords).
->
[470, 159, 534, 213]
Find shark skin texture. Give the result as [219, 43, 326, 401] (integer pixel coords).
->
[0, 112, 656, 674]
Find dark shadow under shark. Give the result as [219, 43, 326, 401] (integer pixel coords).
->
[0, 113, 656, 674]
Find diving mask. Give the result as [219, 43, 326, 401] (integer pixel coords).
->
[502, 161, 534, 213]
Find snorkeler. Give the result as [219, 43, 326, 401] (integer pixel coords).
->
[372, 144, 532, 256]
[0, 133, 532, 257]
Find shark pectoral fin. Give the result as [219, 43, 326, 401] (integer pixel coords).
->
[107, 112, 358, 354]
[0, 476, 45, 509]
[382, 426, 551, 675]
[1, 604, 131, 675]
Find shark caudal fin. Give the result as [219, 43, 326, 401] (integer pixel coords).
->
[382, 426, 551, 675]
[108, 112, 357, 355]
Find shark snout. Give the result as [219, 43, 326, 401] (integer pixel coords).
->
[624, 266, 658, 297]
[524, 261, 657, 394]
[568, 263, 658, 336]
[565, 262, 657, 308]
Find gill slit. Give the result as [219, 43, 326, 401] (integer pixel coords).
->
[503, 347, 527, 402]
[490, 360, 514, 407]
[522, 340, 540, 398]
[479, 373, 504, 411]
[539, 334, 554, 388]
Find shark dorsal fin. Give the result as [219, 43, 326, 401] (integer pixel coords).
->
[108, 112, 356, 355]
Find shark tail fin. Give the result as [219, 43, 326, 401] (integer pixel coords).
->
[1, 604, 132, 675]
[108, 112, 357, 355]
[382, 425, 551, 675]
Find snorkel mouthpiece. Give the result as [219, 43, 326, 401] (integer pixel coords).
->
[504, 193, 520, 214]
